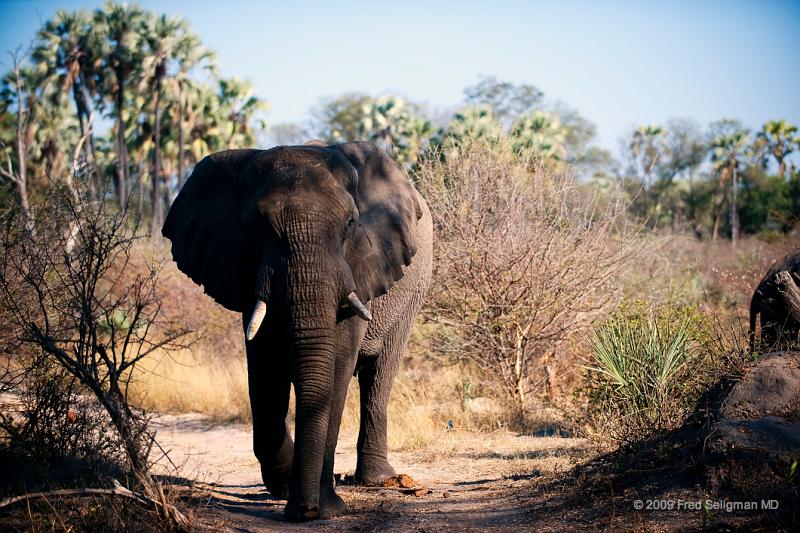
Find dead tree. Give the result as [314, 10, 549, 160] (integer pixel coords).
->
[0, 50, 32, 229]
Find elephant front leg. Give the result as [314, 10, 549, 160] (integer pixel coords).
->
[245, 321, 293, 499]
[355, 351, 402, 485]
[319, 320, 366, 518]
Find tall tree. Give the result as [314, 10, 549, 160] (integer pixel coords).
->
[758, 120, 799, 178]
[624, 125, 665, 224]
[34, 9, 103, 200]
[95, 1, 145, 209]
[444, 105, 504, 145]
[311, 92, 372, 143]
[217, 77, 267, 149]
[141, 13, 188, 235]
[164, 31, 214, 189]
[0, 53, 32, 227]
[358, 96, 434, 169]
[656, 118, 709, 228]
[711, 128, 750, 245]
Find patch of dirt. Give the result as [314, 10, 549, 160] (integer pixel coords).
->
[149, 414, 593, 531]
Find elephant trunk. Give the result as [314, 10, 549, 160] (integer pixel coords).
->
[286, 253, 337, 516]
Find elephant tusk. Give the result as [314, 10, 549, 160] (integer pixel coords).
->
[246, 300, 268, 341]
[347, 292, 372, 321]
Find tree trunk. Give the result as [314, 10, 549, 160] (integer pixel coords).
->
[114, 121, 125, 209]
[72, 83, 96, 202]
[115, 71, 129, 210]
[513, 324, 532, 415]
[137, 153, 146, 221]
[178, 87, 186, 190]
[150, 73, 163, 237]
[731, 160, 738, 248]
[13, 63, 31, 229]
[79, 82, 101, 202]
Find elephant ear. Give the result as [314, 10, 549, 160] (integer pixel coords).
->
[328, 142, 423, 302]
[162, 149, 263, 312]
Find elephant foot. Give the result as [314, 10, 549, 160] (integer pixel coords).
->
[319, 488, 347, 520]
[260, 462, 291, 500]
[355, 458, 396, 486]
[284, 496, 319, 522]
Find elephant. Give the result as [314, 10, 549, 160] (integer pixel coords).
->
[161, 141, 432, 521]
[749, 249, 800, 353]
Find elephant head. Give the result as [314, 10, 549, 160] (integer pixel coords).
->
[161, 141, 421, 513]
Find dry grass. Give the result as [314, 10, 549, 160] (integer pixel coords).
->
[127, 348, 251, 423]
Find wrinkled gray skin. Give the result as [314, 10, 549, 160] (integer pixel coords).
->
[162, 141, 432, 521]
[749, 249, 800, 352]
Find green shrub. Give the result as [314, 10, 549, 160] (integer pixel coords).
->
[583, 301, 715, 444]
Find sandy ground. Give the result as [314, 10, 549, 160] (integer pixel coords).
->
[150, 414, 593, 532]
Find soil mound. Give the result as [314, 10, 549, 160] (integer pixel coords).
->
[526, 352, 800, 530]
[710, 351, 800, 462]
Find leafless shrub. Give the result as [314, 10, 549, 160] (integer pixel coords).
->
[417, 139, 642, 417]
[0, 190, 193, 529]
[0, 358, 122, 486]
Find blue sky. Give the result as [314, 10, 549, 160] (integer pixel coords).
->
[1, 0, 798, 152]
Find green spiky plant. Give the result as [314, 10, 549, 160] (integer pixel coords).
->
[584, 301, 715, 444]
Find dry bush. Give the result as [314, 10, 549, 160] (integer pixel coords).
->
[0, 358, 123, 490]
[0, 192, 192, 529]
[417, 139, 642, 417]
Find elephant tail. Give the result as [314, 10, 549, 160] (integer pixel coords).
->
[749, 292, 760, 355]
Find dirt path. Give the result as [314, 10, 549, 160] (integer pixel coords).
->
[150, 414, 592, 532]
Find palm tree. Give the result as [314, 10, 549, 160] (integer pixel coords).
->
[510, 110, 568, 160]
[438, 105, 504, 160]
[165, 34, 214, 189]
[711, 129, 750, 245]
[217, 77, 268, 149]
[627, 125, 665, 224]
[141, 12, 188, 235]
[758, 120, 799, 178]
[358, 96, 434, 168]
[34, 9, 104, 200]
[95, 1, 145, 209]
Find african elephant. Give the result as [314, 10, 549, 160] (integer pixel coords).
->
[749, 249, 800, 353]
[161, 141, 432, 521]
